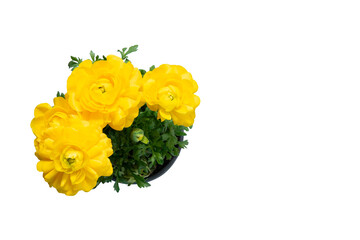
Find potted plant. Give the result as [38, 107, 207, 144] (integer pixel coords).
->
[30, 45, 200, 196]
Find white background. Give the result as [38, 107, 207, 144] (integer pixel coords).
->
[1, 0, 360, 239]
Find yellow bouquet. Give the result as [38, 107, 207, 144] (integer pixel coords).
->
[31, 45, 200, 196]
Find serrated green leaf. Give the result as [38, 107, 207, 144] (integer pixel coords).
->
[178, 140, 189, 148]
[114, 180, 120, 192]
[132, 174, 150, 188]
[68, 57, 82, 71]
[149, 65, 155, 71]
[68, 61, 76, 67]
[125, 45, 138, 55]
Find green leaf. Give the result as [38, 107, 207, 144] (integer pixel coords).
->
[169, 147, 180, 157]
[117, 50, 125, 59]
[68, 61, 76, 68]
[149, 155, 156, 168]
[56, 91, 65, 98]
[125, 45, 138, 55]
[148, 120, 156, 129]
[175, 130, 187, 136]
[165, 153, 172, 160]
[90, 50, 95, 61]
[162, 133, 170, 141]
[178, 140, 189, 148]
[139, 69, 146, 77]
[68, 56, 82, 71]
[134, 147, 146, 161]
[114, 179, 120, 192]
[149, 65, 155, 71]
[132, 174, 150, 188]
[153, 152, 164, 165]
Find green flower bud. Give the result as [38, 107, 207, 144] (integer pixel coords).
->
[141, 135, 149, 144]
[131, 128, 149, 144]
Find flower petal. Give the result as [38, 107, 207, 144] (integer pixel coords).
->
[34, 103, 51, 118]
[109, 108, 126, 130]
[70, 170, 86, 185]
[36, 160, 54, 173]
[158, 109, 171, 121]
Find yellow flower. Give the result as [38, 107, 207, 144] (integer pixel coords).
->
[142, 64, 200, 127]
[67, 55, 143, 130]
[30, 97, 104, 139]
[35, 118, 113, 196]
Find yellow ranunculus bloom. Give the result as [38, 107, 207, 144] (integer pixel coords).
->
[30, 97, 104, 140]
[66, 55, 143, 131]
[31, 97, 75, 139]
[34, 118, 113, 196]
[142, 64, 200, 127]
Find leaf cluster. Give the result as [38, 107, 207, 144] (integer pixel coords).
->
[139, 65, 155, 77]
[68, 45, 138, 71]
[96, 105, 189, 192]
[68, 50, 107, 71]
[89, 50, 107, 63]
[56, 91, 65, 98]
[117, 45, 138, 63]
[68, 56, 83, 71]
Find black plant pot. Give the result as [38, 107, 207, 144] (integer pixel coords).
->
[144, 135, 184, 183]
[105, 135, 185, 187]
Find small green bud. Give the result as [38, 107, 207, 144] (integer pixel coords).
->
[131, 128, 149, 144]
[141, 135, 149, 144]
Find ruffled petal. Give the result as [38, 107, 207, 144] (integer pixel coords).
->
[158, 109, 172, 121]
[70, 170, 86, 185]
[34, 103, 51, 118]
